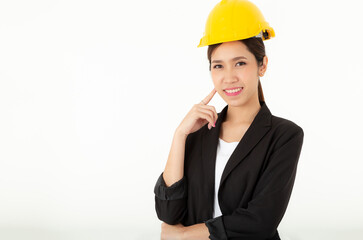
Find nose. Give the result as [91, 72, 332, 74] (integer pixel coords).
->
[223, 68, 238, 83]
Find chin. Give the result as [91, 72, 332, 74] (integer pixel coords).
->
[225, 99, 242, 105]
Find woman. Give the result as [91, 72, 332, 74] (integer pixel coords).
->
[154, 0, 304, 239]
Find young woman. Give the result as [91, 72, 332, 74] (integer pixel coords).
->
[154, 1, 304, 239]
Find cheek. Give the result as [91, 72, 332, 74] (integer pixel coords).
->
[210, 72, 219, 83]
[211, 71, 223, 82]
[238, 67, 258, 81]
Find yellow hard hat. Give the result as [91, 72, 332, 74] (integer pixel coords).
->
[197, 0, 275, 48]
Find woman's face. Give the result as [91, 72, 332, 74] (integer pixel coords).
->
[210, 40, 267, 106]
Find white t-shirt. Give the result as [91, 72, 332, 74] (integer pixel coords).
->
[213, 137, 239, 218]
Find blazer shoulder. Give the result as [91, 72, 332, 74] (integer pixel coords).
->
[271, 114, 304, 139]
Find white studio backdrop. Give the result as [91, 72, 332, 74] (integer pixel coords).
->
[0, 0, 362, 239]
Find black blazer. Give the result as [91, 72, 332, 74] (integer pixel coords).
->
[154, 101, 304, 240]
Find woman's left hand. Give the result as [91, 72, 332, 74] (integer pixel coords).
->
[161, 222, 185, 240]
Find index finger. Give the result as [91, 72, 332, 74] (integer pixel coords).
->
[200, 88, 217, 105]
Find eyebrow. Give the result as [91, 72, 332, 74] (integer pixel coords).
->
[211, 56, 247, 63]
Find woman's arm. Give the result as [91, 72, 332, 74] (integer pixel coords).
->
[160, 222, 210, 240]
[182, 223, 210, 240]
[163, 129, 188, 187]
[154, 129, 189, 225]
[155, 89, 218, 225]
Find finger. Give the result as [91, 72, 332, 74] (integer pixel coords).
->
[200, 88, 217, 105]
[199, 111, 214, 128]
[199, 105, 218, 124]
[208, 105, 218, 122]
[198, 107, 216, 124]
[198, 109, 215, 127]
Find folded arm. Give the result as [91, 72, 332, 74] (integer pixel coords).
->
[154, 131, 192, 225]
[154, 171, 188, 224]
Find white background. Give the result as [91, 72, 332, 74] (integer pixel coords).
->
[1, 0, 362, 239]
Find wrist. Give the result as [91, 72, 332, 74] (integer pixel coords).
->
[175, 128, 188, 138]
[181, 223, 210, 240]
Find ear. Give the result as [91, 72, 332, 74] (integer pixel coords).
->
[259, 56, 268, 77]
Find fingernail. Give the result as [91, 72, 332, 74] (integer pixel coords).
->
[213, 122, 216, 127]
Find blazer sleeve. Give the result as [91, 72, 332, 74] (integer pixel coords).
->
[153, 133, 192, 225]
[154, 172, 187, 224]
[204, 126, 304, 240]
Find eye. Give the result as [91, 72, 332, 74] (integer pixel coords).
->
[213, 64, 222, 69]
[212, 62, 245, 69]
[236, 61, 246, 66]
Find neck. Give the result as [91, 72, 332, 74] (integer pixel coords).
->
[225, 98, 262, 125]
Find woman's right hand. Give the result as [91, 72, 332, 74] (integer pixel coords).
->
[176, 88, 218, 136]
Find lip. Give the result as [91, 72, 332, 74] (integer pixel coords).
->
[224, 87, 243, 96]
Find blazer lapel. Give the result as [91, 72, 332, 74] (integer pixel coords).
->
[202, 101, 272, 214]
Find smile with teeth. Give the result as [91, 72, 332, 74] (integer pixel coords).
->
[224, 87, 242, 93]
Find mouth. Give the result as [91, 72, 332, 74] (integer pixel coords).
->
[223, 87, 243, 96]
